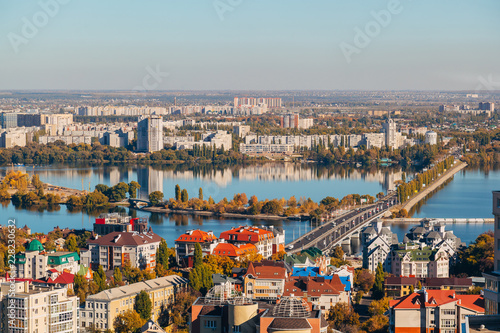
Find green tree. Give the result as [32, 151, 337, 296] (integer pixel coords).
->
[453, 231, 494, 276]
[94, 265, 107, 292]
[113, 309, 144, 333]
[135, 290, 152, 320]
[128, 181, 141, 198]
[95, 184, 109, 194]
[113, 267, 123, 285]
[65, 234, 78, 252]
[181, 189, 189, 203]
[149, 191, 164, 206]
[156, 239, 170, 269]
[193, 243, 203, 268]
[175, 184, 181, 201]
[198, 187, 203, 200]
[373, 263, 385, 299]
[261, 199, 282, 215]
[31, 174, 43, 190]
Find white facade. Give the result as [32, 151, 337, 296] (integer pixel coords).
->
[425, 131, 438, 145]
[137, 115, 163, 152]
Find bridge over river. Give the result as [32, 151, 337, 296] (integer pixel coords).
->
[286, 193, 398, 255]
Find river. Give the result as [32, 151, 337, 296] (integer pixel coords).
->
[0, 164, 496, 247]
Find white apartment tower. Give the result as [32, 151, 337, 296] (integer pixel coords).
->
[137, 115, 163, 152]
[383, 117, 397, 148]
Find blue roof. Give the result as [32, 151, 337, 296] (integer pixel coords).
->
[339, 276, 351, 292]
[291, 267, 333, 279]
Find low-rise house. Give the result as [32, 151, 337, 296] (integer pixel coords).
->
[220, 226, 282, 259]
[212, 243, 257, 258]
[389, 289, 484, 333]
[385, 277, 474, 298]
[283, 275, 349, 311]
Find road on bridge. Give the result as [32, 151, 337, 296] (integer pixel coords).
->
[286, 193, 398, 255]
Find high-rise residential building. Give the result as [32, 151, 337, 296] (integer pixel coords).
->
[0, 281, 80, 333]
[383, 118, 397, 148]
[479, 102, 495, 112]
[483, 190, 500, 315]
[0, 112, 18, 128]
[233, 125, 250, 138]
[137, 115, 163, 152]
[234, 97, 282, 108]
[425, 131, 438, 145]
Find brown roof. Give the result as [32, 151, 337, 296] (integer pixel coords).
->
[199, 305, 223, 316]
[87, 231, 162, 247]
[283, 275, 345, 297]
[384, 277, 473, 287]
[246, 261, 287, 280]
[268, 318, 312, 330]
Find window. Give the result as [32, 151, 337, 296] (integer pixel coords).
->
[233, 325, 241, 333]
[441, 319, 455, 328]
[442, 309, 455, 316]
[205, 320, 217, 328]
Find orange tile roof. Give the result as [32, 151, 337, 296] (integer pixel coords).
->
[220, 226, 274, 243]
[175, 230, 217, 243]
[390, 290, 485, 313]
[212, 243, 257, 257]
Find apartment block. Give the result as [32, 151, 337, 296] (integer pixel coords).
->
[137, 115, 163, 152]
[83, 230, 162, 271]
[0, 281, 79, 333]
[80, 275, 188, 331]
[483, 190, 500, 315]
[243, 261, 288, 300]
[175, 230, 219, 267]
[391, 244, 450, 278]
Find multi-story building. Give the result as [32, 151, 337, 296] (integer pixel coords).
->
[425, 131, 438, 145]
[175, 230, 219, 267]
[361, 220, 398, 272]
[80, 275, 188, 331]
[137, 115, 163, 152]
[0, 112, 18, 128]
[212, 243, 258, 259]
[191, 295, 328, 333]
[233, 125, 250, 138]
[15, 239, 80, 279]
[234, 97, 282, 108]
[391, 244, 450, 278]
[83, 230, 161, 271]
[243, 261, 288, 300]
[174, 130, 232, 150]
[479, 102, 495, 112]
[219, 226, 279, 259]
[383, 118, 397, 148]
[93, 213, 148, 235]
[0, 281, 79, 333]
[389, 289, 484, 333]
[0, 130, 27, 148]
[483, 190, 500, 315]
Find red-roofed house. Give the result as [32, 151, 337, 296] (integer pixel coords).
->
[389, 289, 485, 333]
[283, 275, 349, 311]
[244, 260, 288, 300]
[175, 229, 219, 267]
[220, 226, 281, 258]
[212, 243, 257, 258]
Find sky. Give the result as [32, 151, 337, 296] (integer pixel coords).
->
[0, 0, 499, 91]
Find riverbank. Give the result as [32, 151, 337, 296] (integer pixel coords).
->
[400, 160, 467, 213]
[140, 206, 303, 221]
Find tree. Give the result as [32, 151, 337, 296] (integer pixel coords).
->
[84, 190, 109, 207]
[355, 269, 375, 292]
[170, 291, 199, 330]
[271, 250, 287, 261]
[135, 290, 152, 320]
[175, 184, 181, 201]
[327, 303, 360, 331]
[373, 263, 385, 299]
[368, 298, 390, 316]
[156, 239, 170, 269]
[409, 285, 415, 294]
[113, 267, 123, 285]
[128, 181, 141, 198]
[417, 281, 422, 289]
[22, 192, 38, 206]
[149, 191, 164, 206]
[261, 199, 282, 215]
[0, 190, 11, 201]
[193, 243, 203, 268]
[189, 263, 213, 295]
[198, 187, 203, 200]
[181, 189, 189, 203]
[31, 174, 43, 190]
[65, 234, 78, 252]
[113, 309, 144, 333]
[94, 265, 107, 292]
[95, 184, 109, 194]
[362, 314, 389, 333]
[453, 231, 494, 276]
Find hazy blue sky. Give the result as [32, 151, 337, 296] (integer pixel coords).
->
[1, 0, 499, 90]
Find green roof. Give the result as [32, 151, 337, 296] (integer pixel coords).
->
[47, 252, 80, 265]
[15, 253, 26, 265]
[27, 239, 44, 252]
[302, 247, 323, 260]
[394, 246, 437, 261]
